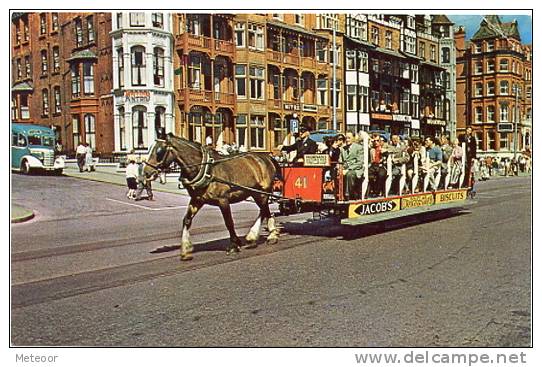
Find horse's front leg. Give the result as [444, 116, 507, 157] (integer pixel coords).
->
[180, 198, 203, 261]
[219, 202, 242, 255]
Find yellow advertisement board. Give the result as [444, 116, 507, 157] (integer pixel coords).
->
[400, 193, 435, 210]
[435, 189, 468, 204]
[348, 198, 401, 218]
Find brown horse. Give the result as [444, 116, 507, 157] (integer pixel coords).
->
[144, 133, 280, 261]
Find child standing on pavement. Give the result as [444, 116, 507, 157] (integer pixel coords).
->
[125, 157, 138, 200]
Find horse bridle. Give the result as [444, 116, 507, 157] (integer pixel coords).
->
[144, 139, 173, 175]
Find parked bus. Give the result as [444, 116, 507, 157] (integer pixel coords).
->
[11, 123, 65, 175]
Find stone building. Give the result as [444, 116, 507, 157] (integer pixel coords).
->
[111, 12, 175, 153]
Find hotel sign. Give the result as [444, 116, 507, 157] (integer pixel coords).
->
[425, 118, 446, 126]
[284, 103, 301, 111]
[371, 113, 393, 121]
[124, 90, 151, 103]
[392, 114, 412, 122]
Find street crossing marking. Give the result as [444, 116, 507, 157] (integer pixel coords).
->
[105, 198, 186, 211]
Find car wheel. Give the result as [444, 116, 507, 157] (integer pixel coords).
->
[21, 160, 31, 175]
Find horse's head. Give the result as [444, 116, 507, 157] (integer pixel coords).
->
[144, 137, 175, 182]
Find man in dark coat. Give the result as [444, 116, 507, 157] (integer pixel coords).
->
[280, 124, 318, 164]
[461, 126, 477, 188]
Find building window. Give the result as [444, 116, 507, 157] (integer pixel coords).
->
[117, 13, 123, 29]
[247, 24, 264, 51]
[235, 64, 246, 98]
[118, 107, 126, 150]
[418, 42, 425, 59]
[235, 22, 245, 48]
[401, 90, 410, 114]
[16, 59, 22, 79]
[83, 62, 94, 95]
[72, 115, 81, 147]
[131, 46, 146, 86]
[153, 47, 165, 87]
[346, 50, 356, 70]
[130, 12, 146, 27]
[24, 56, 31, 78]
[487, 81, 495, 96]
[526, 86, 532, 98]
[40, 13, 47, 35]
[15, 23, 21, 45]
[475, 106, 482, 122]
[249, 115, 266, 149]
[371, 26, 379, 45]
[41, 50, 48, 75]
[249, 66, 265, 100]
[23, 19, 29, 42]
[475, 82, 483, 97]
[385, 30, 392, 49]
[499, 133, 509, 150]
[132, 106, 148, 149]
[317, 14, 337, 30]
[187, 14, 201, 35]
[346, 85, 357, 111]
[152, 13, 163, 28]
[329, 45, 340, 66]
[474, 42, 482, 53]
[500, 80, 509, 95]
[51, 13, 59, 31]
[334, 81, 341, 109]
[359, 51, 368, 72]
[54, 86, 61, 114]
[84, 114, 96, 149]
[500, 104, 509, 122]
[441, 47, 450, 63]
[188, 54, 201, 89]
[430, 45, 436, 62]
[52, 47, 60, 73]
[487, 106, 495, 122]
[75, 19, 83, 47]
[475, 62, 483, 74]
[316, 41, 327, 63]
[499, 59, 509, 71]
[71, 64, 80, 98]
[405, 35, 416, 54]
[117, 48, 124, 87]
[317, 78, 328, 106]
[486, 40, 494, 52]
[410, 65, 418, 83]
[235, 114, 247, 148]
[411, 95, 419, 118]
[487, 130, 496, 150]
[272, 14, 283, 21]
[487, 60, 495, 73]
[87, 16, 95, 43]
[155, 106, 166, 134]
[295, 14, 304, 26]
[360, 86, 369, 113]
[42, 89, 49, 116]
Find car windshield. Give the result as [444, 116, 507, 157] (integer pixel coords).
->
[28, 133, 54, 147]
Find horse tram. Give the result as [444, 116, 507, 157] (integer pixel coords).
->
[144, 132, 475, 261]
[275, 134, 474, 226]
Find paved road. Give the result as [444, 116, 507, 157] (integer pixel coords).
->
[11, 173, 531, 346]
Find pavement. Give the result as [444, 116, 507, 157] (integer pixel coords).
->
[62, 163, 188, 196]
[11, 204, 35, 223]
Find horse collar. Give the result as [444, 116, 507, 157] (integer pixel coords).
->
[181, 145, 214, 190]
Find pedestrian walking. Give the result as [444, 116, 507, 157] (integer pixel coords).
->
[135, 157, 154, 201]
[125, 157, 138, 200]
[75, 142, 86, 172]
[84, 143, 94, 172]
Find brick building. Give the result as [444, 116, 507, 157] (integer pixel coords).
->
[11, 12, 113, 155]
[456, 15, 532, 157]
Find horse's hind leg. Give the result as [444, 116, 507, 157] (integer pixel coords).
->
[219, 202, 242, 255]
[180, 198, 203, 261]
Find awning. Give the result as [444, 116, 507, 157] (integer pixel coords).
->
[12, 81, 33, 92]
[343, 35, 375, 49]
[67, 50, 98, 62]
[374, 47, 406, 59]
[267, 20, 326, 40]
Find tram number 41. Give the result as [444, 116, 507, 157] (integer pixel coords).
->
[294, 176, 308, 189]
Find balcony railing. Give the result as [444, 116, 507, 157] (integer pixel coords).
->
[213, 91, 235, 105]
[180, 88, 213, 103]
[176, 33, 235, 56]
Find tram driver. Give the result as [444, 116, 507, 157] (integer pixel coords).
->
[279, 124, 318, 165]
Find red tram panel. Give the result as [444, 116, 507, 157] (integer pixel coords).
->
[281, 167, 323, 202]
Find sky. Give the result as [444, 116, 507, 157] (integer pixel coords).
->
[448, 15, 532, 44]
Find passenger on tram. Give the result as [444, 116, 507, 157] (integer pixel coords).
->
[438, 135, 453, 189]
[448, 138, 464, 188]
[368, 135, 388, 197]
[279, 124, 318, 165]
[340, 131, 365, 200]
[424, 136, 443, 191]
[406, 136, 426, 193]
[387, 135, 410, 195]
